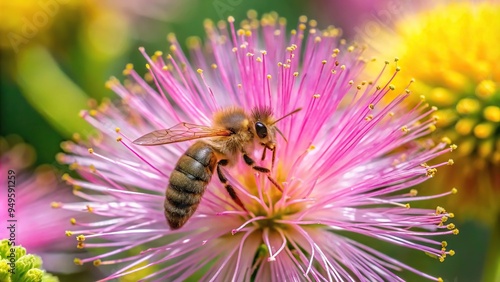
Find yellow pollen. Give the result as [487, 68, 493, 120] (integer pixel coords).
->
[456, 98, 481, 115]
[404, 203, 410, 209]
[436, 206, 446, 214]
[401, 126, 408, 133]
[76, 235, 85, 242]
[455, 118, 476, 135]
[70, 218, 76, 225]
[86, 205, 94, 213]
[446, 223, 455, 230]
[389, 85, 395, 90]
[450, 144, 458, 151]
[441, 137, 452, 144]
[449, 250, 455, 256]
[428, 124, 437, 132]
[89, 164, 96, 173]
[410, 189, 418, 196]
[77, 242, 85, 249]
[267, 74, 272, 80]
[293, 72, 299, 77]
[93, 260, 102, 266]
[365, 115, 373, 121]
[65, 231, 73, 237]
[51, 202, 61, 208]
[426, 168, 437, 177]
[74, 258, 83, 265]
[429, 88, 454, 106]
[313, 94, 321, 98]
[447, 159, 454, 165]
[453, 229, 459, 235]
[88, 148, 94, 154]
[369, 104, 374, 110]
[475, 80, 496, 99]
[197, 69, 203, 74]
[484, 106, 500, 122]
[116, 137, 122, 142]
[473, 122, 494, 139]
[441, 241, 448, 248]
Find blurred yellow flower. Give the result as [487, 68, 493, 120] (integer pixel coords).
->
[364, 1, 500, 224]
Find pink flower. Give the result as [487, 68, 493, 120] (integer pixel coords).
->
[0, 138, 83, 274]
[58, 13, 458, 281]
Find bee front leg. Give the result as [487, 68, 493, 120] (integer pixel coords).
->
[242, 153, 283, 192]
[217, 160, 247, 211]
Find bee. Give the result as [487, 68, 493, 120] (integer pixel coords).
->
[133, 106, 301, 229]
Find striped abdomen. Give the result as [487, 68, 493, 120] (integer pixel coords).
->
[165, 141, 217, 229]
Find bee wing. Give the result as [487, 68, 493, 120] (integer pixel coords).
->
[133, 122, 232, 146]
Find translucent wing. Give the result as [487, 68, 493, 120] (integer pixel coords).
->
[133, 122, 232, 146]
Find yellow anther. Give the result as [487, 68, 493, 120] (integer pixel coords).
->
[436, 206, 446, 214]
[65, 231, 73, 237]
[70, 218, 76, 225]
[446, 223, 455, 230]
[93, 260, 102, 266]
[441, 137, 452, 144]
[447, 159, 454, 165]
[401, 126, 409, 132]
[365, 115, 373, 121]
[76, 235, 86, 242]
[484, 106, 500, 122]
[369, 104, 374, 110]
[475, 79, 496, 98]
[88, 148, 94, 154]
[116, 137, 122, 142]
[389, 85, 395, 90]
[313, 94, 321, 98]
[474, 122, 494, 139]
[453, 229, 459, 235]
[410, 189, 418, 196]
[74, 258, 83, 265]
[51, 202, 61, 208]
[456, 98, 481, 114]
[449, 250, 455, 256]
[455, 118, 476, 135]
[450, 144, 458, 151]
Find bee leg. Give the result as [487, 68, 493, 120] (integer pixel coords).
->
[217, 160, 247, 211]
[242, 153, 283, 192]
[261, 146, 267, 161]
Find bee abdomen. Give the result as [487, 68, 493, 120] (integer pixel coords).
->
[165, 141, 217, 229]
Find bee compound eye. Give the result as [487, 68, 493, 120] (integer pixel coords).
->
[255, 122, 268, 139]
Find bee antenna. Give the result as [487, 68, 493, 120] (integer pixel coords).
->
[276, 127, 288, 143]
[271, 108, 302, 125]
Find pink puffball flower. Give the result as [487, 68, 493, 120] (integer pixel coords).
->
[57, 13, 458, 281]
[0, 138, 83, 274]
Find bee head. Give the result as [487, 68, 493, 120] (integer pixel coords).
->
[251, 107, 276, 149]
